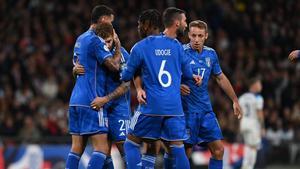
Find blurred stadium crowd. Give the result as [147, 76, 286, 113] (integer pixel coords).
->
[0, 0, 299, 163]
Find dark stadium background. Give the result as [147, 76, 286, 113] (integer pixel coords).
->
[0, 0, 299, 168]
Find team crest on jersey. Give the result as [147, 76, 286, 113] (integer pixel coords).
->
[205, 57, 211, 67]
[104, 45, 110, 52]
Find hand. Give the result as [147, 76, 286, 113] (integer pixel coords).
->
[180, 84, 190, 95]
[233, 101, 243, 119]
[193, 75, 202, 86]
[113, 29, 121, 49]
[288, 50, 299, 62]
[136, 89, 147, 104]
[91, 96, 109, 110]
[73, 59, 85, 75]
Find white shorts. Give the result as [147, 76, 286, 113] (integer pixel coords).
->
[240, 119, 261, 147]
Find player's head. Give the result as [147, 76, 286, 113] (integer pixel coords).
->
[95, 23, 114, 50]
[163, 7, 187, 35]
[138, 9, 162, 38]
[188, 20, 208, 51]
[248, 77, 262, 93]
[91, 5, 115, 24]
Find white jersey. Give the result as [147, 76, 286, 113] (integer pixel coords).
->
[239, 92, 264, 146]
[239, 92, 263, 122]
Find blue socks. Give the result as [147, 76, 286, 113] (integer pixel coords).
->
[141, 154, 156, 169]
[170, 145, 190, 169]
[209, 158, 223, 169]
[66, 152, 80, 169]
[164, 153, 175, 169]
[124, 139, 142, 169]
[103, 156, 114, 169]
[87, 151, 106, 169]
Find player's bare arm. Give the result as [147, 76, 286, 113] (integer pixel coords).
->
[103, 31, 122, 72]
[288, 50, 299, 61]
[133, 75, 147, 104]
[91, 81, 130, 110]
[72, 59, 85, 77]
[215, 73, 243, 119]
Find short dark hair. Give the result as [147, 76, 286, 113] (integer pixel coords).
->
[247, 76, 261, 88]
[139, 9, 162, 29]
[163, 7, 186, 28]
[189, 20, 208, 32]
[91, 5, 114, 24]
[95, 23, 114, 39]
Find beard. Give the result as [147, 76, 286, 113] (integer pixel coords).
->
[176, 27, 185, 37]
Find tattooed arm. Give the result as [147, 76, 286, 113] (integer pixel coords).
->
[103, 32, 122, 72]
[90, 81, 130, 110]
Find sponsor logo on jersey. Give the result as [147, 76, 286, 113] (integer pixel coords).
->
[119, 132, 125, 136]
[205, 57, 211, 67]
[190, 60, 196, 65]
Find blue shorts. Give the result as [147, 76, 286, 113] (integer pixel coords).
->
[129, 111, 188, 141]
[184, 111, 223, 145]
[68, 106, 108, 135]
[106, 105, 131, 142]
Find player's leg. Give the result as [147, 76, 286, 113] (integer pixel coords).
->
[241, 127, 260, 169]
[185, 143, 193, 159]
[207, 140, 224, 169]
[88, 133, 110, 169]
[142, 140, 160, 169]
[162, 116, 190, 169]
[103, 139, 113, 169]
[66, 135, 88, 169]
[242, 145, 257, 169]
[124, 112, 162, 169]
[199, 112, 224, 169]
[124, 111, 144, 169]
[124, 134, 143, 169]
[66, 106, 88, 169]
[77, 107, 109, 169]
[108, 112, 130, 168]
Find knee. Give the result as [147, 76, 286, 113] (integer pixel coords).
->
[71, 143, 85, 155]
[115, 141, 124, 155]
[144, 142, 158, 156]
[211, 146, 224, 159]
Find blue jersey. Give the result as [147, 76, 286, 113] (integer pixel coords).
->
[181, 44, 222, 113]
[69, 29, 112, 107]
[121, 35, 193, 116]
[105, 47, 130, 112]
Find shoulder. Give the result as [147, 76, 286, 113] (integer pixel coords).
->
[204, 46, 219, 59]
[183, 43, 191, 51]
[120, 47, 129, 53]
[203, 46, 216, 54]
[255, 94, 264, 102]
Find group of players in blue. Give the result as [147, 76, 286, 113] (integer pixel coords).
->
[66, 5, 243, 169]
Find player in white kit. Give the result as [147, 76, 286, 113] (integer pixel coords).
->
[239, 77, 264, 169]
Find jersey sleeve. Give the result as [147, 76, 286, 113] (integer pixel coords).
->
[121, 47, 130, 62]
[73, 41, 80, 65]
[94, 37, 112, 64]
[212, 50, 222, 75]
[121, 44, 142, 82]
[256, 95, 264, 110]
[180, 46, 193, 79]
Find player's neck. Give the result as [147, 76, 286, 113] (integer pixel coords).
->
[90, 24, 97, 30]
[148, 30, 160, 36]
[191, 45, 203, 53]
[163, 28, 177, 39]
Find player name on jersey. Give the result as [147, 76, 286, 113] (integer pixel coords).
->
[155, 49, 171, 56]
